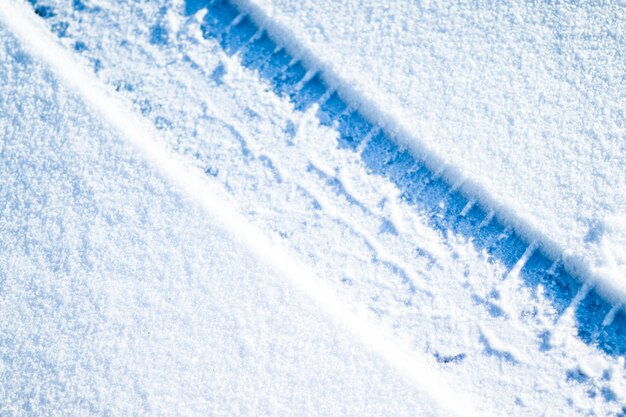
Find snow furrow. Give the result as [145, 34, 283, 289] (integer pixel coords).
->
[194, 0, 625, 358]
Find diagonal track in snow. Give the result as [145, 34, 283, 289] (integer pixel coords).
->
[188, 0, 625, 358]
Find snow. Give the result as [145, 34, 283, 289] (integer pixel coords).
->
[237, 0, 626, 301]
[1, 0, 624, 415]
[0, 8, 461, 417]
[589, 215, 626, 297]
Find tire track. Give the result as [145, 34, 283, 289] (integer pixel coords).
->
[189, 0, 625, 358]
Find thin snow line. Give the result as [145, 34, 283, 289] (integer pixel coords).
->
[505, 242, 536, 280]
[602, 304, 622, 327]
[0, 2, 490, 416]
[563, 280, 594, 321]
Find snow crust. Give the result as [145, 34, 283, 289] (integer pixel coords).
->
[240, 0, 626, 301]
[0, 12, 456, 417]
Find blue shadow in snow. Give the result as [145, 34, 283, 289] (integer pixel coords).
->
[188, 0, 625, 358]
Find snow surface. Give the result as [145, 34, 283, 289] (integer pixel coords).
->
[1, 0, 625, 415]
[0, 10, 460, 417]
[239, 0, 626, 301]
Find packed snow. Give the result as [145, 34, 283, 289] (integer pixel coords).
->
[238, 0, 626, 301]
